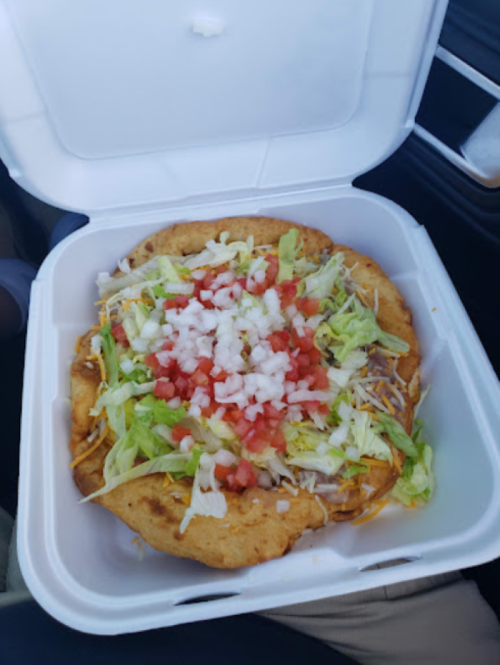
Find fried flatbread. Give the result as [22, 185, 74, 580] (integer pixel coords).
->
[70, 217, 420, 568]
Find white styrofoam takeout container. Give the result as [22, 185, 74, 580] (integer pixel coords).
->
[1, 0, 500, 636]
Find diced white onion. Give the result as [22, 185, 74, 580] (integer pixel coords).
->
[131, 338, 150, 352]
[120, 358, 135, 375]
[180, 435, 195, 452]
[213, 449, 238, 467]
[140, 320, 160, 339]
[276, 500, 290, 514]
[163, 282, 195, 295]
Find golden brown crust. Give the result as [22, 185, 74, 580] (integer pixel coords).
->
[70, 216, 420, 568]
[122, 217, 334, 273]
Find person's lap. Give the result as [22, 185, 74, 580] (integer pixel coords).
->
[2, 507, 500, 664]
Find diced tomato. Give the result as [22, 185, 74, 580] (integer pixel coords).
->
[213, 370, 229, 382]
[285, 357, 299, 382]
[153, 380, 175, 400]
[271, 430, 286, 452]
[304, 372, 316, 386]
[162, 340, 174, 351]
[297, 353, 311, 368]
[247, 280, 266, 296]
[155, 365, 172, 379]
[318, 404, 330, 415]
[296, 298, 320, 316]
[193, 281, 202, 299]
[234, 459, 258, 488]
[155, 364, 173, 379]
[215, 265, 228, 275]
[268, 333, 287, 352]
[225, 473, 240, 492]
[174, 295, 189, 309]
[311, 365, 329, 389]
[172, 425, 192, 443]
[267, 418, 281, 429]
[265, 254, 279, 284]
[198, 358, 214, 374]
[263, 403, 285, 420]
[111, 323, 129, 346]
[162, 298, 177, 311]
[280, 280, 298, 307]
[308, 347, 322, 365]
[191, 369, 209, 386]
[279, 330, 291, 343]
[223, 408, 243, 423]
[237, 278, 247, 291]
[214, 464, 233, 481]
[254, 416, 268, 432]
[203, 299, 215, 310]
[295, 335, 314, 353]
[234, 418, 253, 438]
[302, 401, 321, 413]
[201, 403, 218, 418]
[174, 375, 189, 394]
[245, 434, 270, 454]
[144, 353, 159, 369]
[203, 272, 215, 289]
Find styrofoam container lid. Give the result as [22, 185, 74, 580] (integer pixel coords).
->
[0, 0, 448, 214]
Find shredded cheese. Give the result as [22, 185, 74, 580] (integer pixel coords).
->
[70, 426, 109, 469]
[393, 452, 402, 474]
[376, 380, 384, 393]
[163, 473, 171, 488]
[360, 457, 389, 467]
[382, 394, 395, 415]
[87, 352, 106, 382]
[338, 479, 356, 493]
[352, 498, 390, 525]
[360, 366, 368, 378]
[74, 336, 82, 354]
[99, 312, 107, 327]
[181, 493, 191, 505]
[357, 289, 369, 307]
[359, 403, 374, 412]
[315, 495, 328, 526]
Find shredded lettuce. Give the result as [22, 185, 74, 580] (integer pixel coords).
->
[184, 448, 203, 477]
[303, 253, 344, 300]
[153, 399, 186, 426]
[287, 449, 345, 476]
[342, 463, 369, 479]
[134, 394, 186, 428]
[350, 411, 393, 463]
[158, 256, 181, 283]
[152, 284, 175, 299]
[327, 297, 410, 362]
[179, 459, 227, 534]
[375, 412, 418, 458]
[283, 424, 329, 451]
[205, 418, 237, 441]
[91, 380, 157, 415]
[391, 424, 434, 507]
[131, 301, 150, 333]
[277, 229, 299, 283]
[99, 323, 119, 387]
[184, 236, 253, 270]
[333, 276, 347, 308]
[81, 452, 191, 503]
[326, 393, 351, 426]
